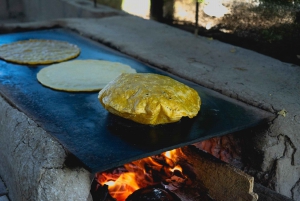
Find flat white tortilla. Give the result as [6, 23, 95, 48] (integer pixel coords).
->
[0, 39, 80, 65]
[37, 60, 137, 92]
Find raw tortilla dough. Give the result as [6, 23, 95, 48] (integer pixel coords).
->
[37, 59, 137, 92]
[0, 39, 80, 65]
[98, 73, 201, 125]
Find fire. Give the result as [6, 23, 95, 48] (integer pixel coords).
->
[163, 148, 183, 162]
[105, 172, 140, 201]
[95, 148, 187, 201]
[171, 165, 182, 173]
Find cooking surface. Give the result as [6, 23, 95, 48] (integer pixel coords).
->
[0, 29, 272, 173]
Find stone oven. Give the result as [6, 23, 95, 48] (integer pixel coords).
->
[0, 27, 272, 201]
[0, 6, 299, 201]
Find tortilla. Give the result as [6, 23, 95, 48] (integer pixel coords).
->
[98, 73, 201, 125]
[37, 59, 137, 92]
[0, 39, 80, 65]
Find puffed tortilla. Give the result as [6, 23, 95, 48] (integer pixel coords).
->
[98, 73, 201, 125]
[37, 60, 137, 92]
[0, 39, 80, 65]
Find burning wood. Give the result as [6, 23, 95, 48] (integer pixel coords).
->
[92, 148, 202, 201]
[92, 145, 257, 201]
[126, 187, 181, 201]
[193, 135, 243, 167]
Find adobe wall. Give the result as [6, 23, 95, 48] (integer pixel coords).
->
[0, 94, 92, 201]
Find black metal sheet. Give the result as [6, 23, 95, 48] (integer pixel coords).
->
[0, 29, 273, 173]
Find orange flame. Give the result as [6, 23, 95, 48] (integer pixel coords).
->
[106, 172, 140, 201]
[96, 148, 186, 201]
[171, 164, 182, 173]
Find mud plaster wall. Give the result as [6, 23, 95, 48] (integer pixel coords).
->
[0, 94, 92, 201]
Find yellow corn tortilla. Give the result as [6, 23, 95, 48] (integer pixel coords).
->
[37, 60, 137, 92]
[98, 73, 201, 125]
[0, 39, 80, 65]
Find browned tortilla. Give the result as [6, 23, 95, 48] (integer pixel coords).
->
[98, 73, 201, 125]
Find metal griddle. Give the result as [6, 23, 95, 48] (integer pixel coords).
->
[0, 29, 273, 173]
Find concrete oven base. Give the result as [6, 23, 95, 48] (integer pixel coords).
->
[0, 95, 92, 201]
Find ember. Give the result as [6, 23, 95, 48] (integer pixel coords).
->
[193, 135, 242, 166]
[94, 148, 193, 201]
[92, 141, 251, 201]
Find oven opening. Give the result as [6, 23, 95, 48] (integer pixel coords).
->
[92, 147, 199, 201]
[90, 132, 254, 201]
